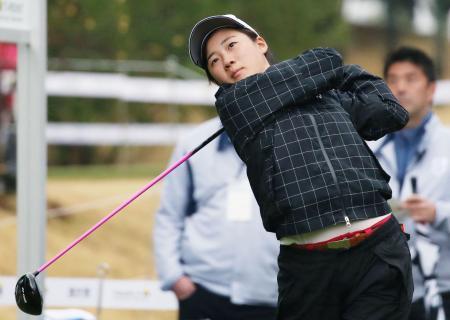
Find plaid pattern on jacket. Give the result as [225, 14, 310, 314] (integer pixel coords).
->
[214, 48, 409, 239]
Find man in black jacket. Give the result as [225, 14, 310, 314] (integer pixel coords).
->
[189, 14, 413, 320]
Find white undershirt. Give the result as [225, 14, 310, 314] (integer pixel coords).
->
[280, 213, 392, 245]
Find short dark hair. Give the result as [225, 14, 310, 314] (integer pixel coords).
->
[383, 46, 436, 82]
[202, 28, 276, 85]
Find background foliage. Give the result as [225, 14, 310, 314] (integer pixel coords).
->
[47, 0, 349, 164]
[48, 0, 348, 63]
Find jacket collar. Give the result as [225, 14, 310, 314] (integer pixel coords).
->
[374, 112, 440, 167]
[217, 131, 232, 151]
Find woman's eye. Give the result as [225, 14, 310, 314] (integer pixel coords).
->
[210, 58, 218, 66]
[229, 41, 237, 48]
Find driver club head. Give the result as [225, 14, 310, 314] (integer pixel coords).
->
[15, 272, 43, 315]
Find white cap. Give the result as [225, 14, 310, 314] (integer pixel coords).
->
[188, 14, 259, 69]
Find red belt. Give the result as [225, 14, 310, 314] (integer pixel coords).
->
[291, 215, 397, 251]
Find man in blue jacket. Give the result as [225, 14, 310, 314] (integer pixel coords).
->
[189, 14, 412, 320]
[372, 46, 450, 320]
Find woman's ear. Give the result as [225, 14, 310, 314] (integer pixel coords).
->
[255, 36, 268, 54]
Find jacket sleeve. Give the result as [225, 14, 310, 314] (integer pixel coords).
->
[215, 47, 343, 148]
[335, 65, 409, 140]
[153, 140, 192, 291]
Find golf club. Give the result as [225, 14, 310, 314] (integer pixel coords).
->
[15, 127, 225, 315]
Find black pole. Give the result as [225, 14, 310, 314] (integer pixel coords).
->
[386, 0, 399, 53]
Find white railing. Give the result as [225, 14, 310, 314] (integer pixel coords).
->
[46, 122, 198, 146]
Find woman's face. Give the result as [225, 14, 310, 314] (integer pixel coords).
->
[205, 28, 270, 85]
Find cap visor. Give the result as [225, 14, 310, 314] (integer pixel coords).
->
[190, 15, 250, 67]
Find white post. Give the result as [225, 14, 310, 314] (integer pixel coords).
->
[16, 0, 47, 319]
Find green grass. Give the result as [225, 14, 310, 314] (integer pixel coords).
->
[48, 163, 168, 180]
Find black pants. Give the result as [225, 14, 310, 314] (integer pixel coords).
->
[178, 283, 277, 320]
[408, 292, 450, 320]
[277, 216, 413, 320]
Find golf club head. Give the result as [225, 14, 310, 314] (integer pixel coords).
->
[15, 272, 43, 315]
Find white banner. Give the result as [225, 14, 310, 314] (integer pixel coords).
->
[0, 276, 177, 310]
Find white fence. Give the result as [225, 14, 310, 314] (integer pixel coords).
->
[43, 72, 450, 146]
[46, 123, 197, 146]
[46, 71, 450, 106]
[46, 72, 217, 106]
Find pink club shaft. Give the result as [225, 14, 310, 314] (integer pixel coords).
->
[37, 127, 224, 274]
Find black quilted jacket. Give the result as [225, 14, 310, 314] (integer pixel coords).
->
[214, 48, 409, 239]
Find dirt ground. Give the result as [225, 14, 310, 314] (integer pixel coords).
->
[0, 177, 177, 320]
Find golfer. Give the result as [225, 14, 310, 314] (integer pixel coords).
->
[189, 14, 413, 319]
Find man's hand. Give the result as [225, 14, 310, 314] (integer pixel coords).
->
[172, 276, 197, 300]
[401, 194, 437, 223]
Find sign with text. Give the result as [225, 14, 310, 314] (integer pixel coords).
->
[0, 0, 28, 31]
[0, 276, 177, 310]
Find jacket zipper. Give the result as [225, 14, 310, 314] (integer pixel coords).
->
[308, 114, 351, 227]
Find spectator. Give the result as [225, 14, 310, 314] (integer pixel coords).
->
[371, 46, 450, 320]
[154, 117, 279, 320]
